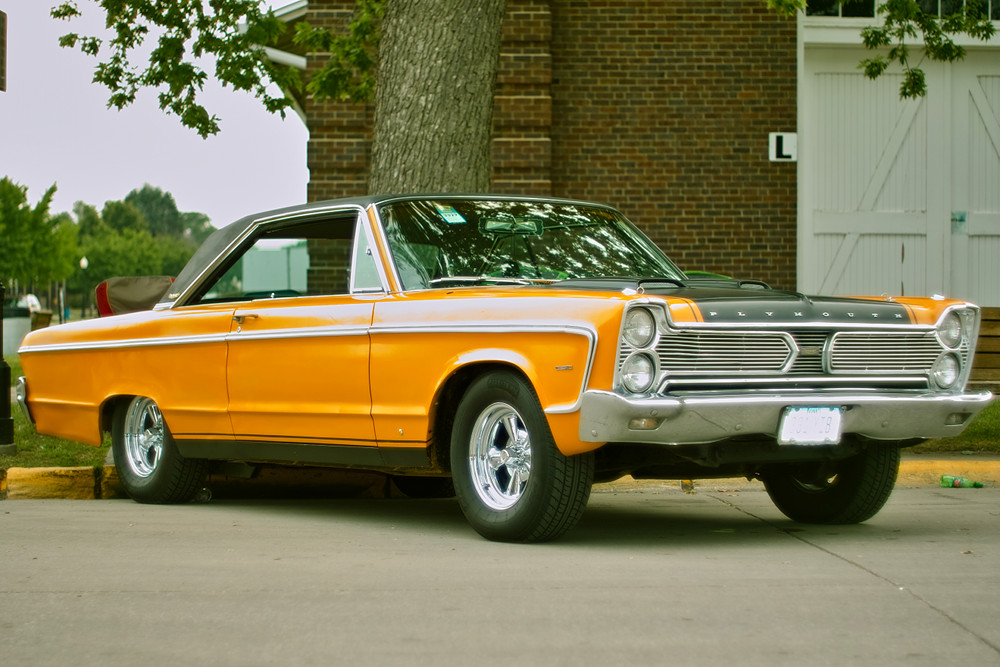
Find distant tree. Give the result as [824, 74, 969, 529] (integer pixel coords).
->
[34, 212, 79, 286]
[80, 226, 163, 286]
[68, 185, 212, 283]
[180, 211, 214, 244]
[101, 199, 148, 234]
[73, 201, 105, 238]
[157, 235, 199, 277]
[125, 184, 184, 237]
[0, 178, 76, 289]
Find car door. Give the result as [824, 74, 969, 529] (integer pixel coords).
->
[227, 294, 377, 446]
[223, 211, 386, 449]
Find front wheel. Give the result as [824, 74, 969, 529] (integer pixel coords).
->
[761, 444, 900, 524]
[112, 396, 208, 504]
[451, 371, 594, 542]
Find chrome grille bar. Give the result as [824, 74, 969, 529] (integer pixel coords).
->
[636, 329, 951, 389]
[656, 332, 792, 374]
[829, 332, 942, 374]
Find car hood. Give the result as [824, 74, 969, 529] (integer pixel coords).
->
[545, 278, 916, 326]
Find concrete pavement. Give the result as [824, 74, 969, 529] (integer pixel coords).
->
[1, 486, 998, 665]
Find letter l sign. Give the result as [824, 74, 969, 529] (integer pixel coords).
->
[768, 133, 797, 162]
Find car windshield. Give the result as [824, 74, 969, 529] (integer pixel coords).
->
[378, 199, 684, 290]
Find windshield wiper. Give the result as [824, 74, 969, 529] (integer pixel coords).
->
[428, 276, 536, 287]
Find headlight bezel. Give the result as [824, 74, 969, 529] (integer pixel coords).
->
[617, 304, 663, 395]
[936, 311, 964, 349]
[620, 352, 657, 394]
[623, 307, 656, 349]
[931, 353, 960, 389]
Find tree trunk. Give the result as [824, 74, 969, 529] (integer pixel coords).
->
[368, 0, 507, 194]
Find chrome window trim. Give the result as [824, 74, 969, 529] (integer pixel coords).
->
[162, 204, 369, 309]
[366, 203, 405, 294]
[350, 214, 390, 294]
[227, 324, 370, 343]
[19, 333, 232, 354]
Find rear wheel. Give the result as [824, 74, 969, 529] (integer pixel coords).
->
[761, 444, 900, 524]
[451, 370, 594, 542]
[112, 396, 208, 504]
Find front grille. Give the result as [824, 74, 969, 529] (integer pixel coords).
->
[654, 332, 792, 374]
[789, 331, 827, 375]
[829, 332, 946, 373]
[627, 328, 958, 392]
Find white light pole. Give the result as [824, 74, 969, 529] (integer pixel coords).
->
[79, 257, 89, 319]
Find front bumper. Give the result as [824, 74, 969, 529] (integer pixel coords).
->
[579, 389, 994, 444]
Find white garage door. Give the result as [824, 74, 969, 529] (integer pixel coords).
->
[800, 47, 1000, 306]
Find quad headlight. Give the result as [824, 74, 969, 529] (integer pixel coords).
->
[931, 353, 960, 389]
[937, 311, 964, 349]
[621, 353, 656, 394]
[623, 307, 656, 348]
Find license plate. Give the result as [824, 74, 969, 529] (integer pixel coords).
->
[778, 407, 843, 445]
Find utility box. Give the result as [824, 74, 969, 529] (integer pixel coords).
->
[2, 304, 30, 356]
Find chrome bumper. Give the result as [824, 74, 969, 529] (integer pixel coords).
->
[579, 389, 994, 444]
[15, 376, 33, 423]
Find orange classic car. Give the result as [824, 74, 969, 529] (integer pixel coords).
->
[16, 195, 993, 541]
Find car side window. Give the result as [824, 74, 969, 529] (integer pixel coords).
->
[351, 221, 384, 293]
[192, 212, 383, 304]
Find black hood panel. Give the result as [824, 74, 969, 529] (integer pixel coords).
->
[548, 278, 914, 326]
[675, 289, 912, 326]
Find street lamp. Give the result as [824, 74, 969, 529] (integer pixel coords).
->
[79, 256, 89, 319]
[1, 282, 17, 454]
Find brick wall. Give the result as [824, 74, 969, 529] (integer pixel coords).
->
[493, 1, 554, 195]
[304, 3, 373, 202]
[548, 0, 798, 288]
[304, 0, 798, 289]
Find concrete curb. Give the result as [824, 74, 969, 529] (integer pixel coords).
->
[2, 458, 998, 500]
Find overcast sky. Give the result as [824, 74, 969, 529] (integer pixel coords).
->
[0, 1, 309, 229]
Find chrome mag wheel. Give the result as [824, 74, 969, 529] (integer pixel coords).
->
[451, 370, 594, 542]
[122, 396, 165, 478]
[112, 395, 208, 504]
[468, 402, 533, 510]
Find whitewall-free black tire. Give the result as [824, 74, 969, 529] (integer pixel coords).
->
[450, 370, 594, 542]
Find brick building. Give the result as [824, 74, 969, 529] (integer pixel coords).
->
[274, 1, 999, 302]
[278, 0, 799, 289]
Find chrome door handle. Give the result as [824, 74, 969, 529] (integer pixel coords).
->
[233, 313, 260, 325]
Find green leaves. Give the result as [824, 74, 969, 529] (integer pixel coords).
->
[50, 0, 298, 138]
[50, 1, 386, 136]
[293, 0, 384, 103]
[766, 0, 808, 18]
[768, 1, 995, 100]
[854, 0, 996, 98]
